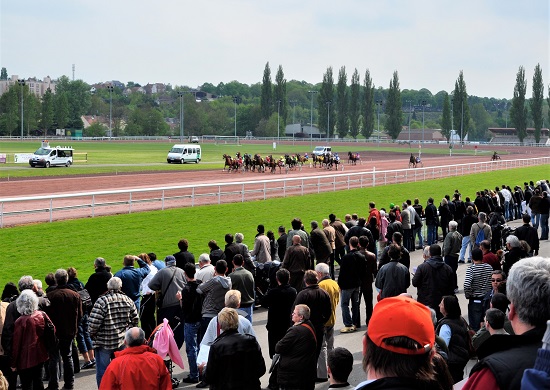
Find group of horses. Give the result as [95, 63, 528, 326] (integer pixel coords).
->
[222, 151, 362, 173]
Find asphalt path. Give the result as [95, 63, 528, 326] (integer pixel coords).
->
[65, 218, 549, 390]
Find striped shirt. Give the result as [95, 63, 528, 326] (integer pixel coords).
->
[464, 262, 493, 299]
[88, 290, 138, 350]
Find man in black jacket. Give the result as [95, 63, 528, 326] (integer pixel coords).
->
[513, 214, 540, 256]
[338, 236, 364, 333]
[173, 238, 195, 270]
[85, 257, 112, 304]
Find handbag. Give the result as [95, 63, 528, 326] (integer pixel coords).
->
[41, 311, 58, 354]
[269, 353, 280, 373]
[157, 268, 177, 309]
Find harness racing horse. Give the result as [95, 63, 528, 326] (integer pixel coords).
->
[284, 154, 297, 171]
[295, 153, 308, 169]
[325, 153, 341, 170]
[243, 153, 253, 171]
[254, 154, 265, 173]
[491, 152, 501, 161]
[313, 154, 324, 168]
[408, 154, 416, 168]
[347, 151, 361, 165]
[223, 154, 235, 171]
[265, 155, 283, 174]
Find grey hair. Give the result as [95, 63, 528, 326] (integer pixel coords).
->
[315, 262, 330, 276]
[16, 289, 38, 316]
[235, 233, 244, 243]
[311, 220, 319, 229]
[18, 275, 34, 292]
[95, 257, 106, 267]
[506, 257, 550, 327]
[54, 269, 68, 285]
[441, 198, 448, 205]
[125, 327, 145, 347]
[428, 307, 437, 326]
[506, 235, 521, 248]
[198, 253, 211, 263]
[478, 212, 487, 223]
[33, 279, 43, 290]
[448, 221, 458, 231]
[322, 219, 330, 227]
[423, 246, 430, 258]
[107, 277, 123, 291]
[225, 289, 241, 308]
[295, 304, 311, 320]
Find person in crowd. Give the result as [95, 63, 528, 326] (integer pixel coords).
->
[425, 197, 439, 245]
[378, 232, 410, 269]
[412, 244, 456, 320]
[287, 218, 310, 249]
[459, 206, 478, 263]
[464, 248, 493, 331]
[147, 255, 187, 348]
[375, 244, 410, 299]
[195, 253, 215, 283]
[99, 327, 171, 390]
[10, 290, 50, 390]
[484, 308, 510, 337]
[310, 221, 332, 265]
[282, 235, 311, 292]
[88, 277, 139, 388]
[196, 260, 232, 345]
[234, 232, 255, 273]
[481, 270, 507, 313]
[208, 239, 226, 264]
[539, 190, 550, 240]
[436, 295, 470, 383]
[223, 233, 241, 274]
[479, 240, 501, 270]
[147, 252, 165, 271]
[443, 221, 462, 286]
[175, 263, 202, 384]
[473, 292, 515, 350]
[293, 270, 332, 363]
[338, 236, 363, 333]
[251, 224, 272, 264]
[400, 202, 414, 251]
[357, 235, 377, 327]
[321, 219, 336, 279]
[173, 238, 195, 270]
[85, 257, 112, 305]
[267, 230, 280, 262]
[439, 198, 452, 241]
[204, 308, 265, 390]
[464, 257, 550, 390]
[385, 212, 403, 243]
[502, 234, 528, 275]
[378, 210, 390, 255]
[260, 269, 297, 390]
[470, 212, 492, 250]
[229, 254, 255, 323]
[356, 295, 441, 390]
[45, 269, 83, 390]
[275, 304, 318, 390]
[514, 214, 540, 256]
[327, 347, 354, 390]
[277, 226, 288, 262]
[315, 263, 340, 383]
[114, 255, 150, 311]
[329, 214, 348, 267]
[137, 253, 158, 340]
[520, 319, 550, 389]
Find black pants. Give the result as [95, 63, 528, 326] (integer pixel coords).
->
[360, 282, 374, 326]
[140, 294, 157, 339]
[19, 364, 43, 390]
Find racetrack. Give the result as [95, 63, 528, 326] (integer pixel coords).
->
[1, 144, 548, 227]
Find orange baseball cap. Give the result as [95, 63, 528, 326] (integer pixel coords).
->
[368, 296, 434, 355]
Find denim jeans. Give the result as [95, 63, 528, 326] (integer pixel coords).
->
[184, 321, 201, 380]
[468, 299, 485, 332]
[532, 213, 541, 229]
[239, 305, 253, 324]
[503, 201, 510, 220]
[540, 214, 549, 240]
[316, 326, 334, 379]
[48, 337, 74, 390]
[94, 347, 116, 388]
[427, 224, 437, 245]
[413, 226, 424, 248]
[459, 235, 472, 262]
[340, 287, 360, 327]
[76, 313, 93, 354]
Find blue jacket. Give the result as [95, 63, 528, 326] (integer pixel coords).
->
[114, 259, 150, 303]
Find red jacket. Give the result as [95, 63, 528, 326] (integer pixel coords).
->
[99, 345, 171, 390]
[11, 311, 49, 370]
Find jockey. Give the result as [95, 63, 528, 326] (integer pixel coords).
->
[334, 152, 340, 161]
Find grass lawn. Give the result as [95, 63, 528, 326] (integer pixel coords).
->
[0, 140, 494, 179]
[0, 165, 547, 284]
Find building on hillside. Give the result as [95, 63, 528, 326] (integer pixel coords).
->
[0, 75, 56, 98]
[488, 128, 549, 144]
[396, 128, 447, 143]
[285, 124, 322, 138]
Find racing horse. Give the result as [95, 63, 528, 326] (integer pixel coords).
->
[253, 154, 266, 173]
[296, 153, 308, 169]
[491, 152, 501, 161]
[408, 153, 417, 168]
[347, 151, 361, 165]
[312, 154, 324, 168]
[265, 155, 284, 174]
[284, 154, 297, 171]
[223, 154, 241, 172]
[243, 153, 253, 171]
[325, 153, 340, 170]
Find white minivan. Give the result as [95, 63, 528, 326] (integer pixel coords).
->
[29, 141, 74, 168]
[312, 146, 332, 156]
[167, 144, 202, 164]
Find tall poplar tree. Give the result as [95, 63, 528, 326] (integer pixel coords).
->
[385, 71, 402, 140]
[349, 69, 360, 139]
[40, 88, 54, 133]
[260, 62, 273, 120]
[336, 66, 348, 138]
[273, 65, 287, 129]
[510, 66, 528, 143]
[452, 71, 470, 142]
[318, 67, 334, 138]
[530, 63, 544, 143]
[362, 69, 375, 139]
[441, 93, 452, 141]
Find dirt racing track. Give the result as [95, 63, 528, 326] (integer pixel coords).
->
[1, 145, 548, 228]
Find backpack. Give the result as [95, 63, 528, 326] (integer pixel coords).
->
[475, 223, 485, 246]
[77, 289, 93, 313]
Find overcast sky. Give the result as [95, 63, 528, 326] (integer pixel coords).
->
[1, 0, 548, 99]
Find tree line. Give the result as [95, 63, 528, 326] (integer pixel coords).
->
[0, 64, 548, 143]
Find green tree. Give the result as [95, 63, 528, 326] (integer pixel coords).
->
[0, 67, 7, 81]
[260, 62, 273, 120]
[54, 92, 70, 130]
[318, 67, 335, 137]
[40, 88, 55, 132]
[349, 69, 360, 139]
[441, 93, 452, 141]
[336, 66, 349, 138]
[0, 87, 19, 136]
[274, 65, 287, 132]
[452, 71, 470, 142]
[362, 69, 375, 139]
[385, 71, 402, 140]
[84, 122, 107, 137]
[55, 76, 91, 129]
[469, 103, 492, 141]
[530, 63, 544, 143]
[510, 66, 528, 143]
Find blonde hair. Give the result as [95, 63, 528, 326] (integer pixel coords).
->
[218, 307, 239, 331]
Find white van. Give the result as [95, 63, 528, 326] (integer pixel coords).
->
[29, 141, 74, 168]
[167, 144, 202, 164]
[312, 146, 332, 156]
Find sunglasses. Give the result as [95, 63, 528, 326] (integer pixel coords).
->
[491, 279, 503, 282]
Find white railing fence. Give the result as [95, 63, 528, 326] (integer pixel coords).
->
[1, 157, 548, 228]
